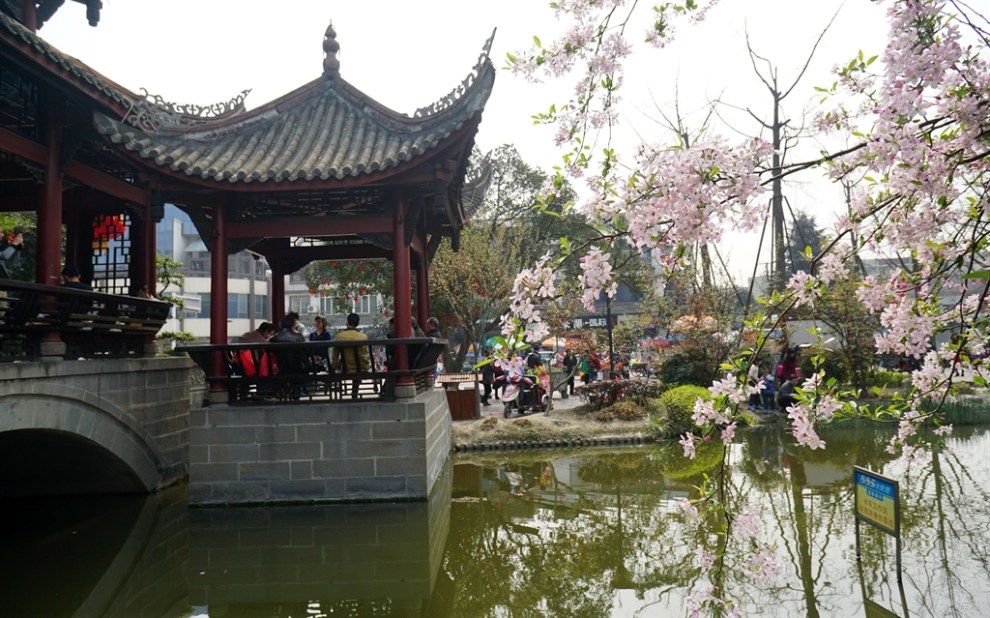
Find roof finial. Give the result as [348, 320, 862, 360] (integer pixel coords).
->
[323, 22, 340, 78]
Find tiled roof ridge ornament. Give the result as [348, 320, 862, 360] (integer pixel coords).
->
[323, 21, 340, 78]
[120, 88, 251, 133]
[414, 27, 496, 118]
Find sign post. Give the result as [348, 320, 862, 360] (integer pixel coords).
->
[853, 466, 902, 578]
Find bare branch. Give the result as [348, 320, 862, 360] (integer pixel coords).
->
[744, 28, 776, 93]
[781, 4, 842, 99]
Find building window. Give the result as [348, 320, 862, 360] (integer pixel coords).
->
[226, 294, 249, 319]
[288, 295, 310, 315]
[318, 296, 335, 316]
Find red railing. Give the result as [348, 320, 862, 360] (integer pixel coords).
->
[179, 338, 445, 404]
[0, 279, 171, 361]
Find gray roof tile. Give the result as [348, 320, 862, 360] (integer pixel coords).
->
[93, 61, 494, 185]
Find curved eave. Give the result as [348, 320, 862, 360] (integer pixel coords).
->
[92, 59, 495, 190]
[461, 158, 493, 222]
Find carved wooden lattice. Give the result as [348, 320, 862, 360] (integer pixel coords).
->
[90, 213, 130, 295]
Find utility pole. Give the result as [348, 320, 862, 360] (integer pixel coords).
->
[606, 294, 615, 379]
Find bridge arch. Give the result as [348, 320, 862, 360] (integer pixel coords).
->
[0, 383, 167, 496]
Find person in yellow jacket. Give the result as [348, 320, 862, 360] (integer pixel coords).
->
[333, 312, 370, 397]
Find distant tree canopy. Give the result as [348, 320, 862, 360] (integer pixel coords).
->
[785, 211, 824, 275]
[304, 259, 393, 318]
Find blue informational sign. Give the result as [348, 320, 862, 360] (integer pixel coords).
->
[854, 466, 906, 608]
[854, 466, 900, 537]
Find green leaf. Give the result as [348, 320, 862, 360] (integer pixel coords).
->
[967, 270, 990, 279]
[533, 35, 542, 48]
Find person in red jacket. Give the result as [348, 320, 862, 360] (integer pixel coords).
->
[237, 322, 275, 399]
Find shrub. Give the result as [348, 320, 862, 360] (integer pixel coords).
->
[657, 384, 711, 433]
[871, 369, 909, 388]
[608, 400, 647, 421]
[591, 408, 615, 422]
[620, 378, 663, 403]
[575, 381, 619, 409]
[656, 350, 718, 389]
[589, 400, 647, 423]
[799, 348, 849, 384]
[158, 331, 196, 343]
[575, 378, 662, 410]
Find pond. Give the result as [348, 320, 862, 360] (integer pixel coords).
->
[1, 424, 988, 617]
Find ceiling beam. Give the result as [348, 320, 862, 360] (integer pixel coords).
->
[227, 217, 392, 238]
[249, 240, 390, 263]
[0, 126, 148, 205]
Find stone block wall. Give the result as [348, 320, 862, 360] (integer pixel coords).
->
[188, 388, 451, 505]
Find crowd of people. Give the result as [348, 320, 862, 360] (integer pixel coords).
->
[745, 348, 802, 413]
[473, 345, 634, 407]
[232, 311, 448, 400]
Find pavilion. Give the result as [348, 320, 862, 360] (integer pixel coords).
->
[0, 2, 494, 379]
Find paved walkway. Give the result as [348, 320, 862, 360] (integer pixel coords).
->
[476, 388, 584, 418]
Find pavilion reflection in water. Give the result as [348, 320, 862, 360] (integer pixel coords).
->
[187, 461, 453, 617]
[0, 462, 453, 618]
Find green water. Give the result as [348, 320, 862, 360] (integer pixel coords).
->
[1, 424, 988, 617]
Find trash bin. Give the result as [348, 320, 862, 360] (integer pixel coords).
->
[437, 372, 479, 420]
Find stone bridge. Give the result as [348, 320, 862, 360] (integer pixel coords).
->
[0, 357, 200, 496]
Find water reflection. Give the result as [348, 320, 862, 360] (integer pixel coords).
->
[189, 461, 453, 617]
[446, 425, 990, 617]
[1, 425, 988, 617]
[0, 489, 188, 618]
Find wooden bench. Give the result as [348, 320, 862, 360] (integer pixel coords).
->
[0, 279, 171, 361]
[179, 338, 447, 404]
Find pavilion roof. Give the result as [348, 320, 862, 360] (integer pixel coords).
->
[0, 10, 131, 112]
[91, 24, 496, 187]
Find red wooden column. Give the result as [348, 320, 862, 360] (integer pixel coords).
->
[63, 192, 80, 275]
[209, 201, 228, 398]
[36, 103, 62, 287]
[392, 197, 413, 387]
[35, 99, 65, 356]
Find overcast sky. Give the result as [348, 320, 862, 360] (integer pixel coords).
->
[42, 0, 890, 283]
